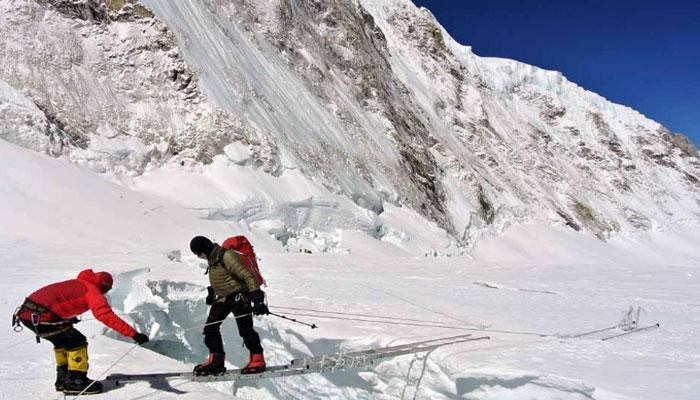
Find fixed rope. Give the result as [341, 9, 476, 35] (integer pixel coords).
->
[271, 305, 468, 325]
[276, 310, 551, 337]
[68, 343, 140, 399]
[357, 282, 486, 328]
[439, 335, 561, 362]
[563, 325, 619, 339]
[178, 313, 252, 333]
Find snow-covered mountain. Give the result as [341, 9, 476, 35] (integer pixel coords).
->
[1, 131, 699, 400]
[1, 0, 698, 252]
[2, 2, 700, 399]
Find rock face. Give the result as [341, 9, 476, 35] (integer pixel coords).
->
[1, 0, 698, 243]
[0, 0, 275, 175]
[671, 133, 699, 157]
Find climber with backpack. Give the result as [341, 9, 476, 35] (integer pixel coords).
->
[189, 235, 269, 375]
[11, 269, 150, 395]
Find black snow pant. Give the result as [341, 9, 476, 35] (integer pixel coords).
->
[21, 319, 87, 350]
[203, 292, 263, 355]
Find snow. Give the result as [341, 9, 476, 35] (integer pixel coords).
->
[2, 0, 699, 246]
[1, 0, 699, 399]
[358, 0, 700, 240]
[1, 137, 699, 400]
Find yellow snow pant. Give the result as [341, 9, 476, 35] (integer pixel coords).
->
[53, 347, 68, 367]
[67, 346, 89, 373]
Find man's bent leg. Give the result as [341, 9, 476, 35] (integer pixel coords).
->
[202, 301, 231, 354]
[49, 328, 102, 395]
[42, 325, 77, 392]
[51, 348, 68, 391]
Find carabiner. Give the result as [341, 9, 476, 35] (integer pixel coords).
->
[11, 307, 23, 333]
[30, 313, 41, 343]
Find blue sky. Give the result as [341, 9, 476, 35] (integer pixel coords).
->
[411, 0, 699, 145]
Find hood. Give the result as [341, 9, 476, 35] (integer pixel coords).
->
[77, 269, 113, 293]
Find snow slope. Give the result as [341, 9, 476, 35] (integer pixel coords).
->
[0, 140, 245, 399]
[1, 0, 699, 399]
[1, 139, 699, 400]
[1, 0, 698, 248]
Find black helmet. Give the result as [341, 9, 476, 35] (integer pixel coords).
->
[190, 236, 214, 256]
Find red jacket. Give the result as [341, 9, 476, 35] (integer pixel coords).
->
[21, 269, 137, 338]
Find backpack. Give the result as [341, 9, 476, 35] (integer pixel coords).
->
[221, 236, 265, 286]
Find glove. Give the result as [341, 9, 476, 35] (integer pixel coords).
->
[133, 332, 150, 345]
[248, 290, 269, 316]
[205, 286, 216, 305]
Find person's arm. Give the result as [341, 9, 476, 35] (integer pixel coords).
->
[85, 287, 137, 338]
[223, 251, 260, 293]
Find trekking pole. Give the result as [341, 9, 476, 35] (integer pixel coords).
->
[601, 323, 660, 341]
[268, 312, 318, 329]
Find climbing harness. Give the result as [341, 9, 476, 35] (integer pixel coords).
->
[11, 298, 79, 343]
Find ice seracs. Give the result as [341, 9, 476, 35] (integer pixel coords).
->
[2, 0, 697, 250]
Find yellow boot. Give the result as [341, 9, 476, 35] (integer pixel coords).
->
[63, 346, 102, 395]
[53, 348, 68, 392]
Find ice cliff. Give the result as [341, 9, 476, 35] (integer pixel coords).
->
[1, 0, 698, 250]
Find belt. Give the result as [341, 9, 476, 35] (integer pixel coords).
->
[21, 298, 56, 315]
[219, 291, 248, 304]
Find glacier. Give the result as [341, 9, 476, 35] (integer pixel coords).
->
[1, 0, 698, 250]
[1, 138, 699, 399]
[1, 1, 699, 399]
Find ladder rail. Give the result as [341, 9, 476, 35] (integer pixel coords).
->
[107, 335, 491, 384]
[290, 333, 473, 366]
[295, 336, 487, 370]
[195, 336, 491, 383]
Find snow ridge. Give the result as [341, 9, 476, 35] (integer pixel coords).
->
[1, 0, 699, 248]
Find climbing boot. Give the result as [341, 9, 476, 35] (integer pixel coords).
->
[55, 365, 68, 392]
[241, 353, 266, 374]
[63, 370, 103, 395]
[62, 345, 102, 394]
[53, 347, 68, 392]
[193, 353, 226, 376]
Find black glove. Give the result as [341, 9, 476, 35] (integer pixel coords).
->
[248, 290, 269, 316]
[133, 332, 149, 345]
[205, 286, 216, 305]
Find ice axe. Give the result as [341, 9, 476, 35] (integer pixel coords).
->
[268, 311, 318, 329]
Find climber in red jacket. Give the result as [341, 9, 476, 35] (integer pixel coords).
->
[12, 269, 150, 395]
